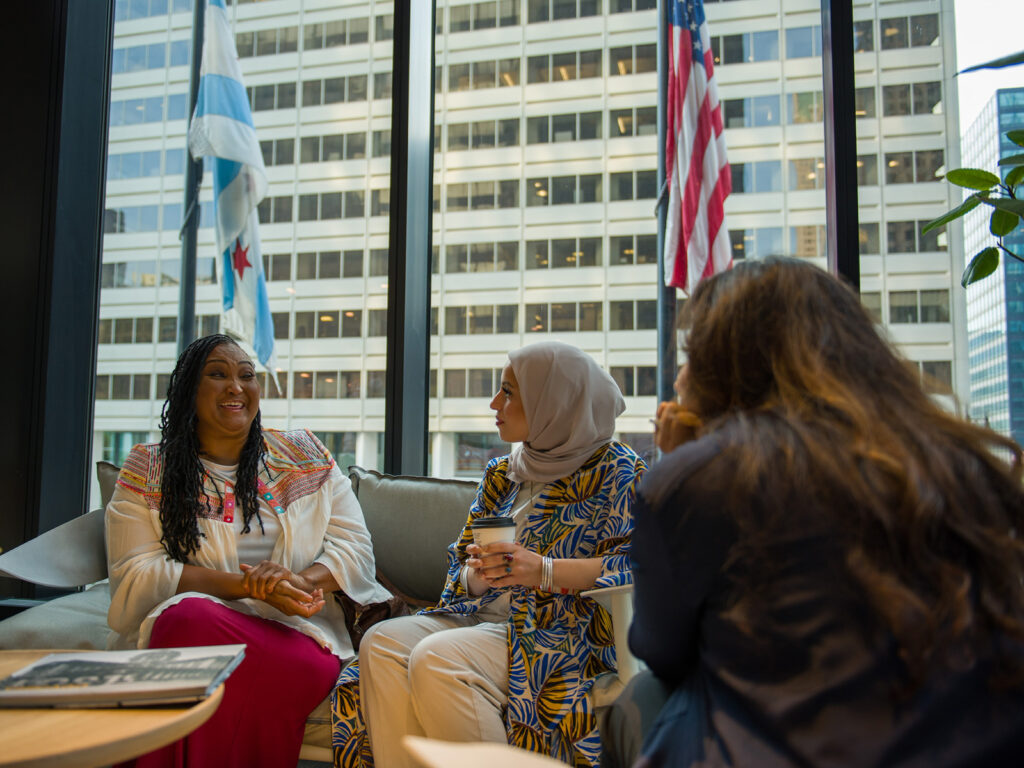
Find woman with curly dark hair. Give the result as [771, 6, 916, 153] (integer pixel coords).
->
[105, 334, 390, 767]
[623, 258, 1024, 767]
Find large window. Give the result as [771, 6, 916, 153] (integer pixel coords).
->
[88, 0, 966, 502]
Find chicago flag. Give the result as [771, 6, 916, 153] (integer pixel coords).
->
[188, 0, 276, 374]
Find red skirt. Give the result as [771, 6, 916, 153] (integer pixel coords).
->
[121, 597, 341, 768]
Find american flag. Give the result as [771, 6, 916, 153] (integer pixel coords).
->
[664, 0, 731, 294]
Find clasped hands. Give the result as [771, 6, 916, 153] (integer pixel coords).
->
[239, 561, 325, 618]
[465, 542, 543, 591]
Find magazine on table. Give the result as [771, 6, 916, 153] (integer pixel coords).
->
[0, 644, 246, 708]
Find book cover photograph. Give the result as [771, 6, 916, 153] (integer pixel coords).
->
[0, 644, 246, 708]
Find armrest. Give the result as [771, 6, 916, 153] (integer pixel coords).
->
[0, 508, 107, 588]
[581, 584, 641, 684]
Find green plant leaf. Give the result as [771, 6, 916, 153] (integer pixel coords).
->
[922, 195, 982, 234]
[985, 197, 1024, 221]
[1008, 130, 1024, 148]
[998, 153, 1024, 167]
[1007, 166, 1024, 187]
[946, 168, 1001, 190]
[991, 208, 1019, 237]
[959, 49, 1024, 74]
[961, 247, 1000, 287]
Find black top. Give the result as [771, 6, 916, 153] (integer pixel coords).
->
[629, 433, 1024, 768]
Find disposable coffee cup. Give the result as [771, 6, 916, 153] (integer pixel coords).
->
[472, 517, 516, 548]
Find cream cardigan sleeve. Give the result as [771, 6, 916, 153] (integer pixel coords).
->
[313, 465, 393, 606]
[105, 483, 184, 639]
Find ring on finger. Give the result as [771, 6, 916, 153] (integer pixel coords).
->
[505, 565, 512, 575]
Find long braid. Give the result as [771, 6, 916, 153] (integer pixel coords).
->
[236, 409, 265, 536]
[158, 334, 265, 561]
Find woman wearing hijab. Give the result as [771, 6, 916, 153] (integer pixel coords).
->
[330, 341, 647, 768]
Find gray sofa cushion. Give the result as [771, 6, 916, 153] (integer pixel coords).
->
[97, 460, 120, 509]
[0, 582, 111, 650]
[0, 508, 106, 588]
[349, 467, 477, 606]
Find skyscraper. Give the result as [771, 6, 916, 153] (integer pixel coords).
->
[963, 87, 1024, 443]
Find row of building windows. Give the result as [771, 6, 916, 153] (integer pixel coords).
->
[731, 150, 944, 193]
[113, 0, 652, 28]
[729, 220, 945, 261]
[100, 222, 941, 278]
[113, 145, 941, 195]
[108, 82, 936, 133]
[99, 233, 655, 294]
[234, 15, 395, 59]
[109, 94, 187, 127]
[101, 212, 941, 264]
[227, 0, 654, 58]
[860, 289, 950, 325]
[112, 40, 189, 74]
[269, 298, 657, 339]
[218, 12, 938, 88]
[721, 82, 940, 129]
[263, 249, 389, 281]
[100, 258, 216, 289]
[97, 314, 219, 345]
[96, 373, 160, 401]
[114, 0, 190, 22]
[107, 149, 185, 180]
[251, 171, 657, 226]
[260, 234, 656, 284]
[257, 106, 655, 169]
[99, 293, 659, 350]
[103, 201, 214, 234]
[240, 45, 642, 112]
[446, 0, 656, 30]
[710, 15, 938, 66]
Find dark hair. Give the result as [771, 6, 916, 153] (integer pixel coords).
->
[158, 334, 265, 562]
[682, 257, 1024, 686]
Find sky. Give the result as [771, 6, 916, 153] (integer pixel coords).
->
[953, 0, 1024, 131]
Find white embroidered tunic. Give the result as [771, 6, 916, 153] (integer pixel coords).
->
[105, 429, 391, 660]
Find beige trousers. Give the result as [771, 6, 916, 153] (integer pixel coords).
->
[359, 613, 509, 768]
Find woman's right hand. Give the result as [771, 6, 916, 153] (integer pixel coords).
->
[260, 580, 326, 617]
[464, 544, 495, 596]
[653, 401, 702, 453]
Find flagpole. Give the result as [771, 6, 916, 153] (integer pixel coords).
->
[655, 0, 676, 405]
[177, 0, 205, 356]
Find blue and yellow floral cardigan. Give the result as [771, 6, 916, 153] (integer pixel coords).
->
[331, 441, 646, 767]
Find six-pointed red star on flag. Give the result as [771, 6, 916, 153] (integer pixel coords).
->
[232, 238, 251, 280]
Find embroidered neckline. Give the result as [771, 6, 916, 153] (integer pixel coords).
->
[219, 478, 285, 523]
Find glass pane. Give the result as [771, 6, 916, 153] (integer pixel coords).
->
[97, 0, 393, 490]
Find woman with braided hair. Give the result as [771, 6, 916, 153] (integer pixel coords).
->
[106, 334, 390, 767]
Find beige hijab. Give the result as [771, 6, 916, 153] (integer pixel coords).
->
[505, 341, 625, 484]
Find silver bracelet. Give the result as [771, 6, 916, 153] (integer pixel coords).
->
[459, 565, 470, 593]
[541, 556, 553, 592]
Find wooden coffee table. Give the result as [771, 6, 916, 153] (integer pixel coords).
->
[0, 650, 224, 767]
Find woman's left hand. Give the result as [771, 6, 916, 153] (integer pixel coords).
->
[262, 581, 326, 617]
[468, 542, 544, 589]
[240, 560, 312, 599]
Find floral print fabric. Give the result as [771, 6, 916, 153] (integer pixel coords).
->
[330, 441, 645, 767]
